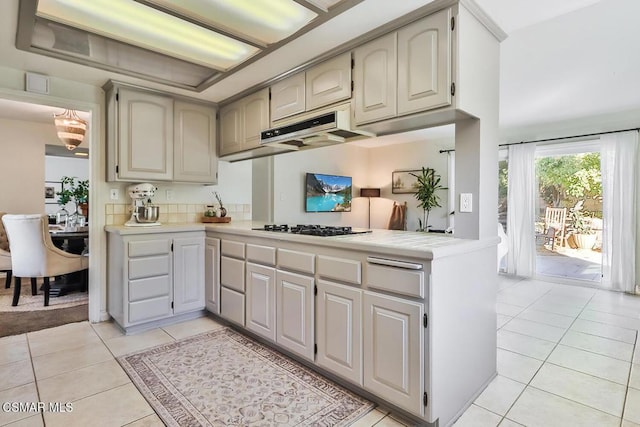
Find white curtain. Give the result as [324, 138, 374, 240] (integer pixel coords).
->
[506, 143, 537, 276]
[601, 131, 638, 293]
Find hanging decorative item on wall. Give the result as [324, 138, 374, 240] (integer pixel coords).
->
[45, 181, 62, 205]
[391, 169, 421, 194]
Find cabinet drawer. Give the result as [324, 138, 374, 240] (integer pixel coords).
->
[367, 263, 425, 298]
[246, 244, 276, 266]
[221, 240, 245, 259]
[129, 255, 170, 280]
[128, 239, 171, 257]
[317, 255, 361, 285]
[129, 296, 171, 324]
[278, 249, 315, 274]
[129, 275, 171, 302]
[221, 256, 245, 292]
[221, 286, 245, 326]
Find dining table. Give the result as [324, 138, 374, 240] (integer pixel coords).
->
[48, 225, 89, 296]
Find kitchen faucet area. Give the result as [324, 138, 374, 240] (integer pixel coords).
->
[1, 0, 640, 426]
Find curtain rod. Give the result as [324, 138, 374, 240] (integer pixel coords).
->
[438, 127, 639, 153]
[499, 127, 639, 147]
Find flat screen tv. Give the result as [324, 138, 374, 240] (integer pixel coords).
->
[305, 173, 352, 212]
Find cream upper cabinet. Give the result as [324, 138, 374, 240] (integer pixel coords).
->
[105, 82, 218, 183]
[269, 52, 352, 123]
[353, 32, 398, 125]
[219, 88, 269, 156]
[305, 52, 352, 111]
[354, 8, 453, 125]
[397, 8, 452, 115]
[173, 101, 218, 184]
[115, 87, 174, 181]
[270, 72, 306, 122]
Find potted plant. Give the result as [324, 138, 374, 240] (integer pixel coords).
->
[410, 167, 444, 232]
[568, 204, 596, 249]
[57, 176, 89, 219]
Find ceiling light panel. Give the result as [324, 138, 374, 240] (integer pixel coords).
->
[144, 0, 318, 46]
[36, 0, 260, 70]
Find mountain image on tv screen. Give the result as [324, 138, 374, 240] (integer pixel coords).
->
[305, 173, 352, 212]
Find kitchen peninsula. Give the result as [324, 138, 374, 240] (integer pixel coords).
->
[105, 222, 497, 426]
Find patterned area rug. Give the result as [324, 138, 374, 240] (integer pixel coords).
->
[118, 327, 375, 426]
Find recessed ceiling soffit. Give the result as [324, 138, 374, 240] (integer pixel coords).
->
[16, 0, 362, 92]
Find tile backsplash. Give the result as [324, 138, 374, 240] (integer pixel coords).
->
[105, 203, 251, 225]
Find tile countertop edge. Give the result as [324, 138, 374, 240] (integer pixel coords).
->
[104, 223, 206, 235]
[203, 221, 499, 260]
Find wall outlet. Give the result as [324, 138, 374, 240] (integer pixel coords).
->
[460, 193, 473, 213]
[109, 189, 119, 200]
[166, 190, 174, 201]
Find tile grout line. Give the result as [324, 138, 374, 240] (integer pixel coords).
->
[495, 282, 635, 424]
[24, 333, 45, 426]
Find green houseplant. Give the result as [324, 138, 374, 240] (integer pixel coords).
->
[57, 176, 89, 218]
[568, 204, 596, 249]
[410, 167, 444, 232]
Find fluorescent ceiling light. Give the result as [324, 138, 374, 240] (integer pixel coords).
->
[145, 0, 318, 45]
[36, 0, 260, 70]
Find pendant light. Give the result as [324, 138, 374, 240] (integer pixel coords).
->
[54, 109, 87, 150]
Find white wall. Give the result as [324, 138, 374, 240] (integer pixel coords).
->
[273, 143, 369, 227]
[0, 118, 54, 213]
[367, 138, 453, 231]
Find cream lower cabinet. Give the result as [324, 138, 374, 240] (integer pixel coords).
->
[246, 262, 276, 341]
[219, 240, 246, 326]
[316, 279, 363, 385]
[363, 291, 425, 416]
[107, 231, 205, 333]
[276, 270, 315, 361]
[204, 237, 220, 314]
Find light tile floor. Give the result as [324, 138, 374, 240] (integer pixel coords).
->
[0, 316, 408, 427]
[1, 275, 638, 427]
[455, 275, 640, 427]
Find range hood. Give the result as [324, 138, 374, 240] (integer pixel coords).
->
[260, 103, 374, 150]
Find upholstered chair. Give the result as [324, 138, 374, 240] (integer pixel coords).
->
[0, 212, 12, 289]
[2, 214, 89, 306]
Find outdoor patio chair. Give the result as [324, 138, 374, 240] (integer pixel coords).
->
[544, 207, 567, 248]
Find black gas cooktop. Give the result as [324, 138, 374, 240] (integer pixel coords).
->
[252, 224, 371, 237]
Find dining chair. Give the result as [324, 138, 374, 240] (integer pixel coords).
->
[2, 214, 89, 306]
[0, 212, 12, 289]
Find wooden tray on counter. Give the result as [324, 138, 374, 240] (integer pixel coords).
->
[201, 216, 231, 223]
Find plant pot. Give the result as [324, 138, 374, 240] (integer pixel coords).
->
[79, 202, 89, 220]
[573, 233, 596, 250]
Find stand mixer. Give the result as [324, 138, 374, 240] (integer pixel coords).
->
[124, 183, 161, 227]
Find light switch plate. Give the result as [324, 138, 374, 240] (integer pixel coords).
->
[460, 193, 473, 213]
[109, 189, 119, 200]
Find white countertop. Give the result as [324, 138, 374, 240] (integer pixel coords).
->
[105, 221, 498, 259]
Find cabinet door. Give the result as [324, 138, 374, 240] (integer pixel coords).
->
[306, 52, 352, 111]
[173, 236, 205, 314]
[353, 32, 397, 125]
[276, 270, 314, 361]
[173, 101, 218, 183]
[246, 263, 276, 341]
[242, 88, 270, 149]
[316, 280, 362, 385]
[219, 101, 243, 156]
[363, 292, 424, 416]
[117, 88, 173, 180]
[271, 73, 305, 122]
[204, 237, 220, 314]
[398, 8, 452, 115]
